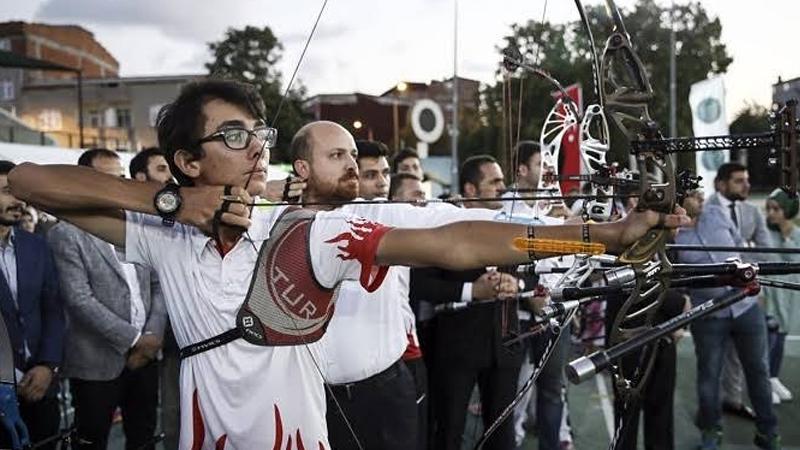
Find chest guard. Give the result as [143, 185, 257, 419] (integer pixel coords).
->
[237, 208, 338, 346]
[179, 209, 338, 359]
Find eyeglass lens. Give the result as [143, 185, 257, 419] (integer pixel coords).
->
[223, 128, 275, 149]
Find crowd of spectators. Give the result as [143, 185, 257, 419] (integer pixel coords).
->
[0, 79, 793, 450]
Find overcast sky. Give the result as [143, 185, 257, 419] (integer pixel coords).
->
[2, 0, 798, 121]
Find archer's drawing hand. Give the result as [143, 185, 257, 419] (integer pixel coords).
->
[177, 186, 253, 235]
[265, 176, 306, 202]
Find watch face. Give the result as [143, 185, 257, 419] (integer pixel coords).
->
[157, 192, 180, 213]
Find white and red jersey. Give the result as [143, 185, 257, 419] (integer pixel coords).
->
[124, 206, 391, 450]
[316, 201, 498, 383]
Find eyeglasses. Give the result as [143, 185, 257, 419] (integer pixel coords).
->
[197, 126, 278, 150]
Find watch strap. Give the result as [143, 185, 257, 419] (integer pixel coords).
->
[154, 183, 182, 227]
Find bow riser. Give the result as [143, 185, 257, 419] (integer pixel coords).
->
[596, 0, 677, 416]
[579, 104, 615, 220]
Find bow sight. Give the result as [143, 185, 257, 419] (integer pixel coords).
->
[630, 100, 800, 198]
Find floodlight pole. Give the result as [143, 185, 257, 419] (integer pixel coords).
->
[450, 0, 460, 194]
[77, 70, 84, 148]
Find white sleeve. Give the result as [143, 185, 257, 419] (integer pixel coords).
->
[308, 211, 393, 292]
[124, 211, 191, 269]
[460, 283, 473, 302]
[125, 211, 159, 266]
[355, 202, 500, 228]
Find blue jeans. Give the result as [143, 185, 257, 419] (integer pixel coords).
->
[768, 330, 787, 378]
[691, 304, 777, 436]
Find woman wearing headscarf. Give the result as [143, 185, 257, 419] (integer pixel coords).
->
[763, 188, 800, 403]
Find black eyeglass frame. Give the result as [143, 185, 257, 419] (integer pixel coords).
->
[196, 126, 278, 150]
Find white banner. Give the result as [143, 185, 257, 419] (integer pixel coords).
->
[0, 142, 290, 180]
[689, 76, 729, 196]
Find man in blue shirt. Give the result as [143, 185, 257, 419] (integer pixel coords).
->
[0, 161, 64, 449]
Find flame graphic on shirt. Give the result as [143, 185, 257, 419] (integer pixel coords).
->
[324, 218, 392, 292]
[324, 218, 387, 263]
[273, 404, 326, 450]
[190, 389, 228, 450]
[190, 390, 322, 449]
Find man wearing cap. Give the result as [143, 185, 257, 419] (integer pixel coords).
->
[763, 189, 800, 404]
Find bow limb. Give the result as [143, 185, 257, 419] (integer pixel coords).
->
[575, 0, 621, 222]
[598, 0, 675, 428]
[252, 1, 364, 448]
[537, 98, 578, 216]
[477, 4, 600, 443]
[474, 253, 611, 448]
[473, 307, 578, 450]
[574, 0, 606, 111]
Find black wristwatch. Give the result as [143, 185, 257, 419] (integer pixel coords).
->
[154, 183, 183, 227]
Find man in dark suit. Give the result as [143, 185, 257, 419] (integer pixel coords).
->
[48, 149, 167, 450]
[0, 160, 65, 449]
[422, 155, 524, 450]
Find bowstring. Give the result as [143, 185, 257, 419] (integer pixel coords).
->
[516, 76, 524, 153]
[232, 0, 364, 447]
[474, 305, 575, 449]
[478, 0, 551, 443]
[506, 0, 548, 219]
[271, 0, 329, 126]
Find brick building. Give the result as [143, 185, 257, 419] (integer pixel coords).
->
[0, 21, 118, 82]
[0, 21, 201, 150]
[15, 74, 201, 149]
[305, 76, 480, 154]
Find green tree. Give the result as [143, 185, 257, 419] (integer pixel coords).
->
[206, 25, 310, 162]
[461, 0, 733, 174]
[730, 102, 774, 190]
[729, 102, 770, 134]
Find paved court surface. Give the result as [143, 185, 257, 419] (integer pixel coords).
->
[100, 335, 800, 449]
[463, 335, 800, 450]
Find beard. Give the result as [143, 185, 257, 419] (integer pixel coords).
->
[308, 170, 359, 203]
[0, 206, 22, 226]
[725, 191, 747, 202]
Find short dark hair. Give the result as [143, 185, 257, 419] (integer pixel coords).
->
[459, 155, 498, 192]
[514, 140, 540, 168]
[129, 147, 165, 179]
[0, 160, 15, 176]
[356, 140, 388, 163]
[391, 148, 420, 174]
[714, 162, 747, 183]
[78, 148, 118, 168]
[356, 140, 389, 167]
[389, 173, 421, 200]
[156, 79, 266, 186]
